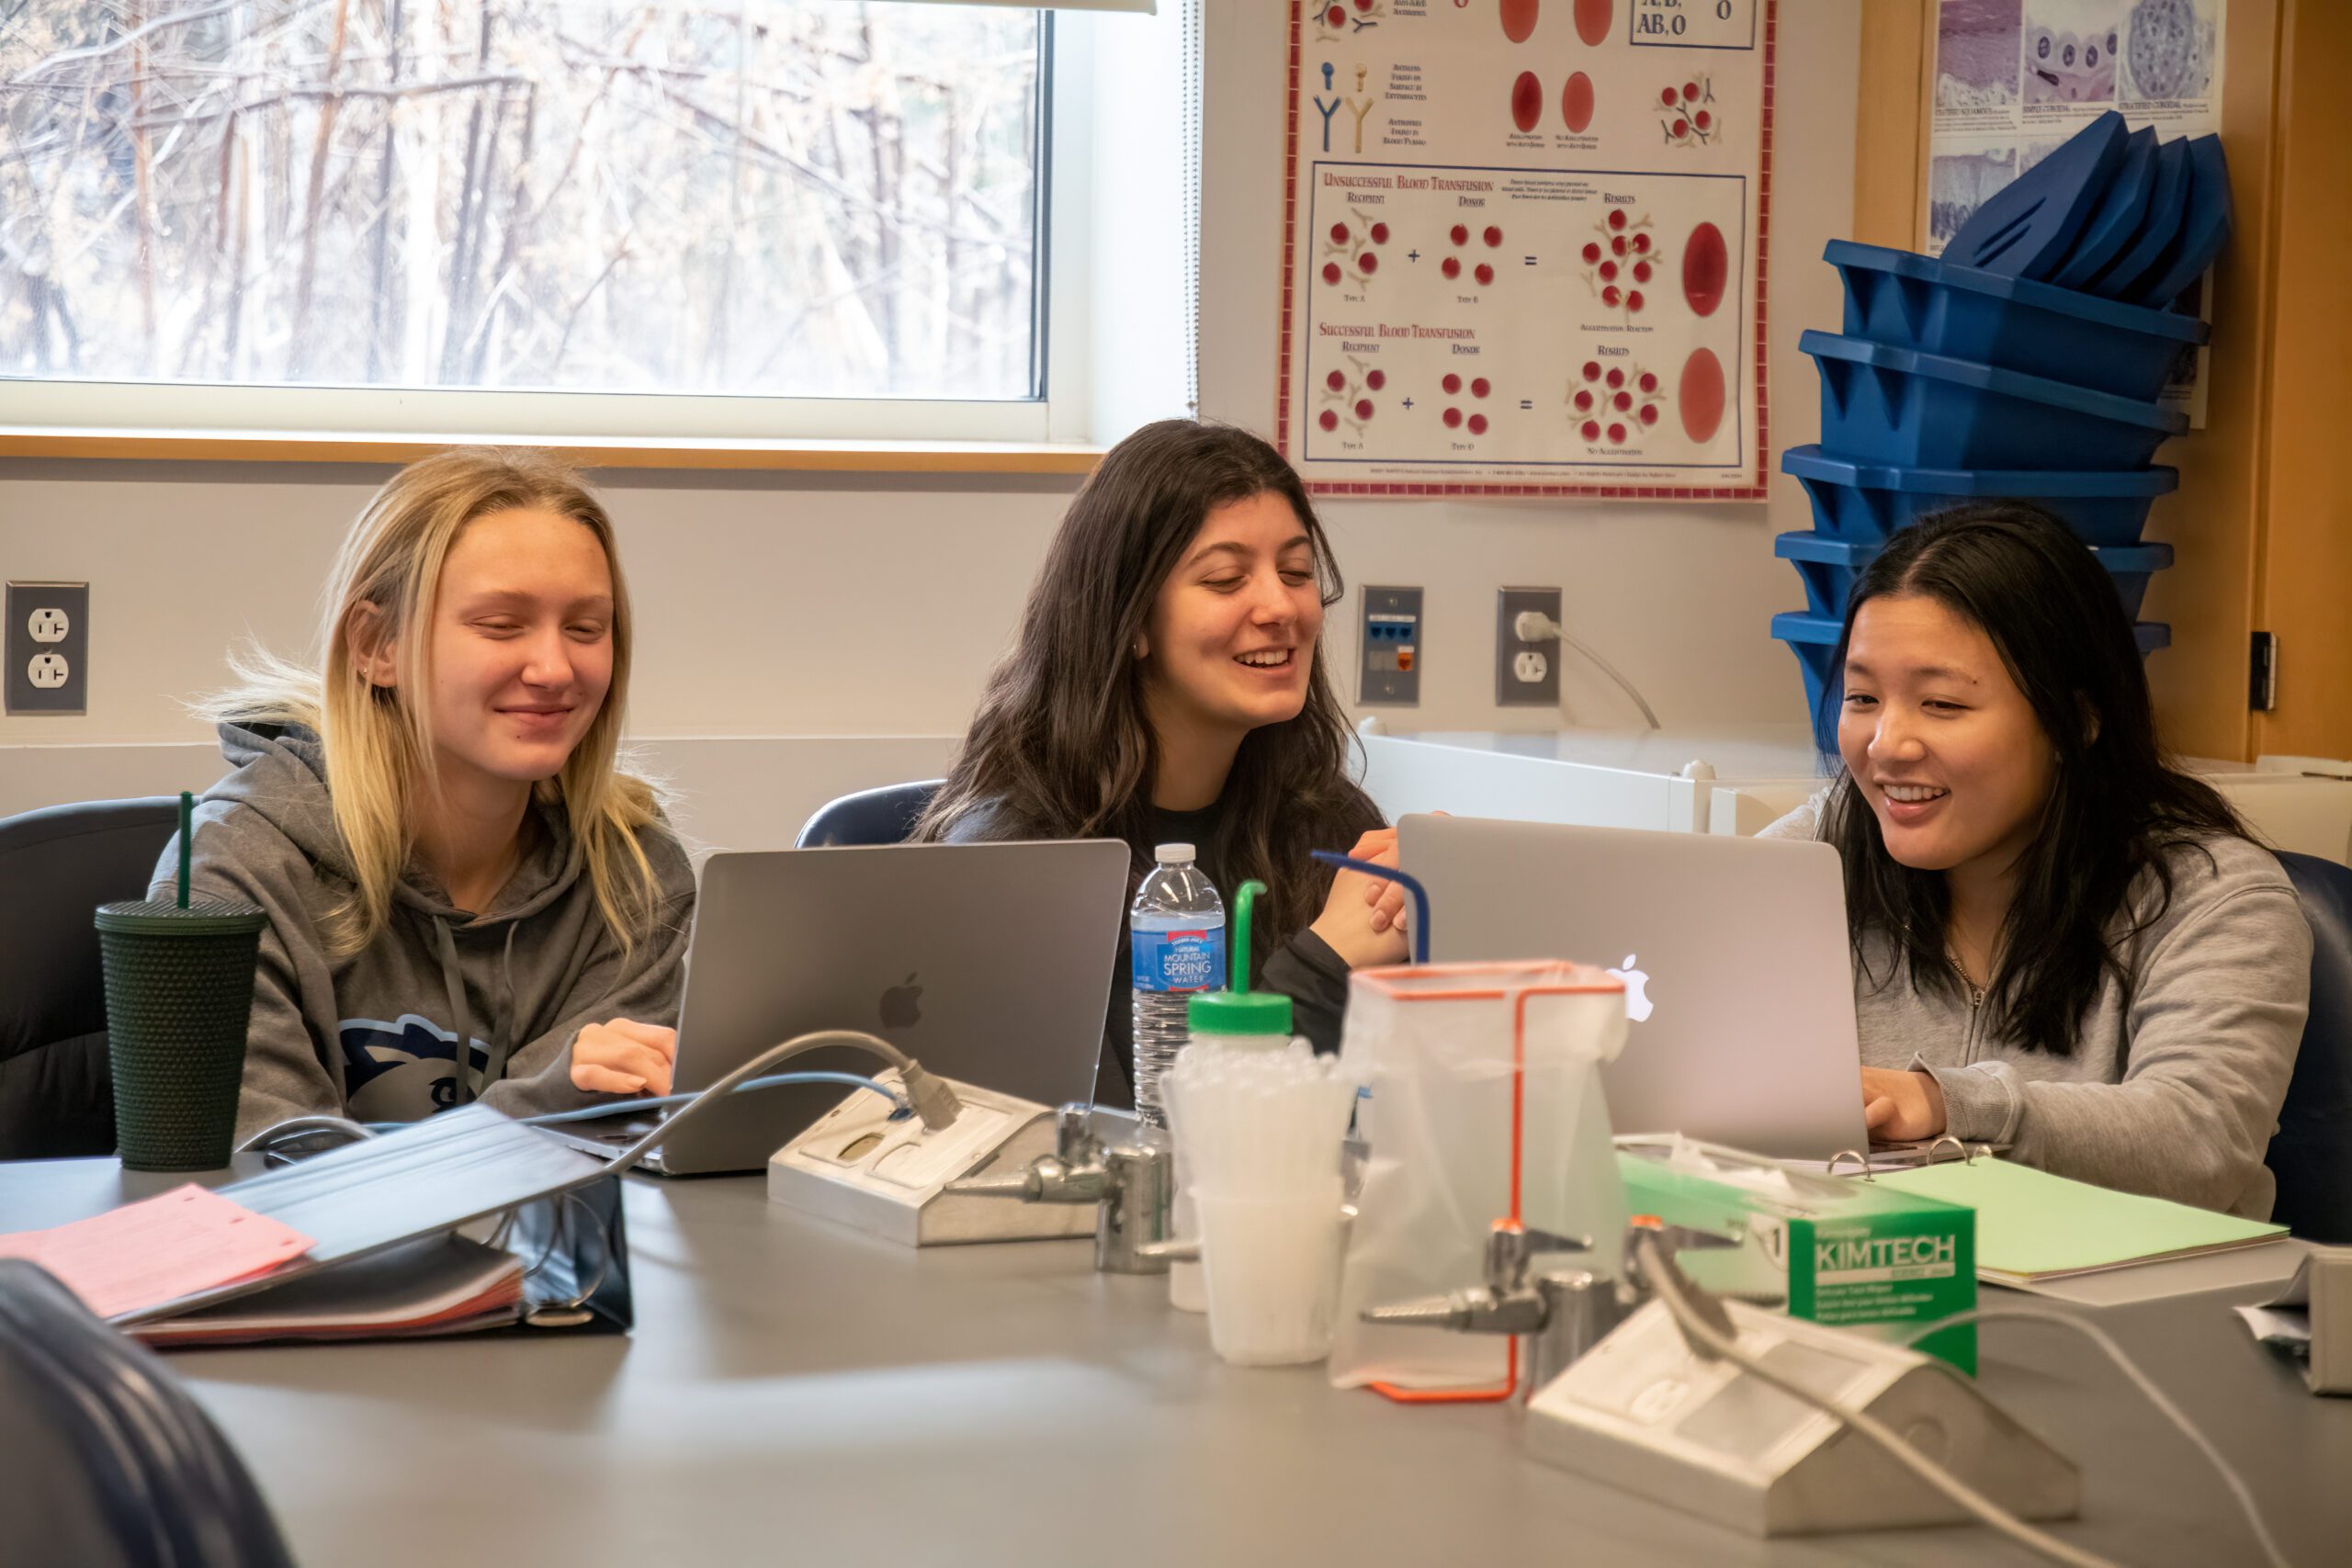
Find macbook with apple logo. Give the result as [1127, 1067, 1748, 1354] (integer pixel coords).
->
[544, 838, 1130, 1174]
[1398, 814, 1869, 1161]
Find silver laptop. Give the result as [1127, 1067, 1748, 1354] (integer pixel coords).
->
[548, 839, 1130, 1175]
[1398, 814, 1869, 1161]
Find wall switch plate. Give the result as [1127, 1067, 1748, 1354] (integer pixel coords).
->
[1497, 586, 1561, 706]
[1359, 585, 1423, 706]
[6, 581, 89, 716]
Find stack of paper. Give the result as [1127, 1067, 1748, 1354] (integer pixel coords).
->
[0, 1185, 314, 1318]
[132, 1235, 525, 1348]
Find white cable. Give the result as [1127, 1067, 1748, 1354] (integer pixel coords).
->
[1634, 1236, 2121, 1568]
[1899, 1306, 2294, 1568]
[1514, 612, 1661, 729]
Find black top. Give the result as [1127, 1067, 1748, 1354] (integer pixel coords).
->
[945, 798, 1360, 1109]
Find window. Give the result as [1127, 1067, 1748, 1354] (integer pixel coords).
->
[0, 1, 1080, 446]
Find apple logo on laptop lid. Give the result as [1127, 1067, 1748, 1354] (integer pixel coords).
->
[879, 973, 924, 1030]
[1607, 954, 1655, 1023]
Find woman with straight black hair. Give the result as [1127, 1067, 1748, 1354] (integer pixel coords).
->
[915, 419, 1403, 1105]
[1763, 502, 2310, 1216]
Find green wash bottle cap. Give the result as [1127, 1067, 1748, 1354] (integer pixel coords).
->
[1185, 879, 1294, 1036]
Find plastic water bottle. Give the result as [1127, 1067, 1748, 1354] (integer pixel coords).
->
[1130, 843, 1224, 1130]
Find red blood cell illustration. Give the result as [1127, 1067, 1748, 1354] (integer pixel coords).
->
[1468, 413, 1489, 434]
[1325, 6, 1345, 28]
[1358, 252, 1378, 275]
[1471, 377, 1491, 398]
[1321, 262, 1341, 286]
[1475, 263, 1495, 286]
[1329, 223, 1350, 245]
[1613, 390, 1632, 412]
[1638, 371, 1657, 393]
[1600, 260, 1618, 282]
[1327, 369, 1347, 391]
[1658, 87, 1678, 107]
[1694, 110, 1713, 132]
[1682, 221, 1728, 317]
[1608, 209, 1627, 231]
[1581, 361, 1601, 381]
[1319, 410, 1339, 432]
[1442, 372, 1464, 394]
[1602, 286, 1621, 306]
[1611, 236, 1627, 257]
[1581, 243, 1602, 264]
[1575, 389, 1593, 411]
[1511, 73, 1544, 133]
[1450, 223, 1470, 246]
[1442, 256, 1462, 279]
[1484, 226, 1504, 248]
[1365, 368, 1386, 390]
[1575, 0, 1611, 48]
[1500, 0, 1539, 44]
[1682, 81, 1699, 100]
[1563, 73, 1594, 134]
[1370, 222, 1390, 243]
[1679, 346, 1726, 443]
[1581, 419, 1601, 440]
[1633, 232, 1651, 254]
[1639, 403, 1659, 425]
[1355, 0, 1374, 10]
[1605, 367, 1624, 388]
[1633, 261, 1652, 284]
[1626, 290, 1645, 311]
[1355, 399, 1375, 421]
[1443, 406, 1463, 428]
[1672, 118, 1689, 139]
[1609, 422, 1626, 443]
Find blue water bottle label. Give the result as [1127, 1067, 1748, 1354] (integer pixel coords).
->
[1132, 928, 1226, 994]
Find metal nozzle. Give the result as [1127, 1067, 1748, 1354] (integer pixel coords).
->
[1134, 1237, 1201, 1264]
[946, 1168, 1044, 1201]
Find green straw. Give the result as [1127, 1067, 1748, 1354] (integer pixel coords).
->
[1230, 879, 1266, 992]
[176, 790, 193, 908]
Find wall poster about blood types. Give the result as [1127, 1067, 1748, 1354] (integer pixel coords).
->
[1276, 0, 1775, 501]
[1927, 0, 2225, 423]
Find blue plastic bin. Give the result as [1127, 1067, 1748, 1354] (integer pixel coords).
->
[1803, 331, 2187, 470]
[1775, 531, 2174, 619]
[1780, 445, 2177, 547]
[1772, 611, 2170, 752]
[1826, 241, 2207, 404]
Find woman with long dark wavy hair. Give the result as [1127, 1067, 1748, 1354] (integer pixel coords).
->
[1764, 502, 2309, 1216]
[915, 420, 1403, 1106]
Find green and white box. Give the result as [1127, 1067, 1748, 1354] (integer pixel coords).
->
[1617, 1135, 1976, 1373]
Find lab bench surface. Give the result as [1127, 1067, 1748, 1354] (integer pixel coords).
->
[3, 1159, 2346, 1568]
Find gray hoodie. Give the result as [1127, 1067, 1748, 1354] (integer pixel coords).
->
[1763, 788, 2310, 1217]
[153, 720, 697, 1143]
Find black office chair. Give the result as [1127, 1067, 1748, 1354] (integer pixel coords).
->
[0, 1260, 299, 1567]
[2268, 851, 2352, 1244]
[0, 796, 181, 1159]
[794, 780, 944, 848]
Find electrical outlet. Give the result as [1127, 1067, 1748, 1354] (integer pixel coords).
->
[1496, 586, 1562, 707]
[1359, 585, 1423, 706]
[6, 581, 90, 716]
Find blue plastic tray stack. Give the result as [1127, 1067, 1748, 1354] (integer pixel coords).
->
[1776, 111, 2231, 749]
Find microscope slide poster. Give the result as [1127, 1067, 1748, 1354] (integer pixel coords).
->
[1278, 0, 1776, 500]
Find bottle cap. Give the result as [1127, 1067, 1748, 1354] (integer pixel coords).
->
[1154, 842, 1195, 863]
[1183, 879, 1294, 1036]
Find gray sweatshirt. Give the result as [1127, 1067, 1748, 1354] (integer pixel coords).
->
[1762, 789, 2310, 1218]
[153, 720, 697, 1143]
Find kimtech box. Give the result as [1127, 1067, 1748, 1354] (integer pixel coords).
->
[1616, 1135, 1977, 1374]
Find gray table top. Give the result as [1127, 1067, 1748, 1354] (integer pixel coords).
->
[4, 1158, 2346, 1568]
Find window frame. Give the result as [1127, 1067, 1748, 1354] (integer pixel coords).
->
[0, 8, 1092, 461]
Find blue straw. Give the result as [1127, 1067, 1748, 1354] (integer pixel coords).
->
[1312, 850, 1431, 964]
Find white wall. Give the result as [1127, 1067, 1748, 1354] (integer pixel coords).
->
[0, 0, 1860, 826]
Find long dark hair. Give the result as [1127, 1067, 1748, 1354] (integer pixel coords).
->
[1825, 502, 2245, 1055]
[915, 419, 1377, 953]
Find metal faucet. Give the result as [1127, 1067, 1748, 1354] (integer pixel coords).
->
[1362, 1222, 1628, 1395]
[946, 1104, 1176, 1274]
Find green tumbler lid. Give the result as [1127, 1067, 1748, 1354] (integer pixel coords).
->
[96, 898, 268, 936]
[1184, 879, 1294, 1036]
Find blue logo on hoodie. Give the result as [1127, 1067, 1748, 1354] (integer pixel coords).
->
[340, 1014, 492, 1111]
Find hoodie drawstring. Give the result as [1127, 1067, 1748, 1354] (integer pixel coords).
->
[428, 916, 479, 1104]
[481, 925, 521, 1089]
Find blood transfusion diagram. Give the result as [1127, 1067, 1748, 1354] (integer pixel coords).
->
[1562, 72, 1594, 133]
[1681, 221, 1728, 317]
[1678, 347, 1726, 443]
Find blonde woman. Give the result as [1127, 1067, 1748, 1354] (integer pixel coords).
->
[158, 448, 695, 1141]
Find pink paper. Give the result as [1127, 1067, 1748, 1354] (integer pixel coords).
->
[0, 1185, 316, 1320]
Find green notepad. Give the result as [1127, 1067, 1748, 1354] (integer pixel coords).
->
[1872, 1158, 2287, 1283]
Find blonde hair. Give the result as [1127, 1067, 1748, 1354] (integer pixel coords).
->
[208, 446, 667, 956]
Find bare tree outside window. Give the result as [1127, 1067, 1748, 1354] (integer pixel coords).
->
[0, 1, 1044, 402]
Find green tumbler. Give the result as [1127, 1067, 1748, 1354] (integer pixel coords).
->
[95, 898, 269, 1172]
